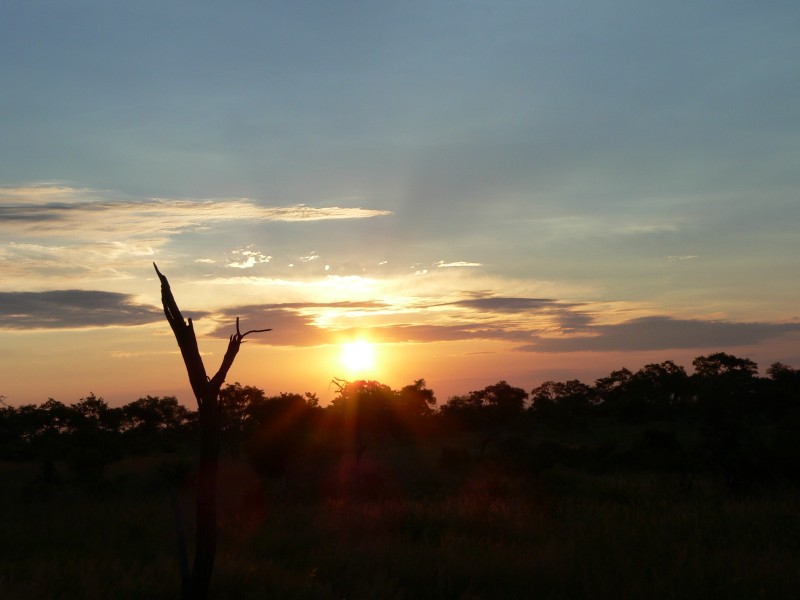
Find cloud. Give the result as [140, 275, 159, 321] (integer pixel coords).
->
[453, 296, 570, 313]
[435, 260, 482, 268]
[366, 323, 536, 345]
[0, 184, 92, 203]
[208, 314, 536, 348]
[0, 185, 391, 284]
[667, 255, 700, 261]
[0, 290, 166, 330]
[204, 296, 554, 347]
[449, 295, 594, 334]
[152, 289, 800, 357]
[521, 316, 800, 353]
[526, 215, 686, 242]
[212, 307, 331, 346]
[208, 301, 389, 346]
[227, 247, 272, 269]
[0, 186, 392, 241]
[0, 240, 158, 284]
[228, 257, 260, 269]
[207, 296, 800, 357]
[204, 274, 377, 294]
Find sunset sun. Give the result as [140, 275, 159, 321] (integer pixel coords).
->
[340, 340, 376, 374]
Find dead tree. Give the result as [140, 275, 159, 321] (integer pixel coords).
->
[154, 263, 270, 600]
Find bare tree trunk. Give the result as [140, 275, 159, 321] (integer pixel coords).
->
[154, 263, 269, 600]
[186, 396, 220, 600]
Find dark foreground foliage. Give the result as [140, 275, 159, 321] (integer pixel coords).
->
[2, 447, 800, 599]
[2, 352, 800, 597]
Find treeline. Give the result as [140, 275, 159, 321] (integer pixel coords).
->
[444, 353, 800, 427]
[441, 353, 800, 491]
[2, 352, 799, 490]
[0, 394, 194, 484]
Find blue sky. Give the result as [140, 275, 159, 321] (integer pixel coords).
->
[2, 1, 799, 405]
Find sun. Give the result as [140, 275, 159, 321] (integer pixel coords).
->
[340, 340, 376, 374]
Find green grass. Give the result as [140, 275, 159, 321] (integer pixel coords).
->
[1, 444, 799, 599]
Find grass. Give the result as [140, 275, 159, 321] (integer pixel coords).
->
[1, 441, 799, 599]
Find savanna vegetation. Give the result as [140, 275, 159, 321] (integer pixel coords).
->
[2, 352, 800, 598]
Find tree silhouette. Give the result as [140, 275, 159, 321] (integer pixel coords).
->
[594, 368, 634, 410]
[473, 380, 528, 422]
[329, 379, 395, 463]
[121, 395, 191, 452]
[630, 361, 688, 408]
[34, 399, 72, 481]
[690, 353, 763, 491]
[66, 394, 122, 486]
[219, 382, 266, 457]
[244, 391, 317, 477]
[597, 362, 689, 420]
[395, 379, 437, 435]
[692, 352, 758, 378]
[153, 263, 270, 600]
[530, 379, 594, 418]
[765, 362, 800, 417]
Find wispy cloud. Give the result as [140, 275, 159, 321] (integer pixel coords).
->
[213, 307, 332, 346]
[449, 295, 594, 335]
[207, 305, 537, 348]
[452, 296, 574, 313]
[0, 185, 391, 284]
[204, 295, 800, 357]
[531, 215, 685, 241]
[668, 255, 700, 261]
[366, 323, 536, 345]
[208, 301, 388, 346]
[202, 295, 583, 347]
[7, 283, 793, 358]
[1, 240, 158, 284]
[0, 184, 93, 203]
[0, 185, 392, 240]
[204, 275, 377, 294]
[436, 260, 482, 268]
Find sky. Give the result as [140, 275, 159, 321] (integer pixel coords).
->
[2, 1, 799, 407]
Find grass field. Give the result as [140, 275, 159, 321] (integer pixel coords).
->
[2, 438, 799, 599]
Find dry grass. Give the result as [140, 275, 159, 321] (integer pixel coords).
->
[1, 452, 799, 599]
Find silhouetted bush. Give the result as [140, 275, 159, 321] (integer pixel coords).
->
[438, 445, 474, 471]
[625, 428, 686, 471]
[244, 393, 320, 477]
[5, 351, 800, 498]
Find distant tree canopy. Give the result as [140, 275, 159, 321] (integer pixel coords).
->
[3, 352, 800, 488]
[530, 379, 594, 418]
[441, 380, 527, 428]
[328, 378, 437, 459]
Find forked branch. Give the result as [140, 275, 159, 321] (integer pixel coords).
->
[153, 262, 272, 398]
[152, 262, 270, 600]
[237, 316, 273, 340]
